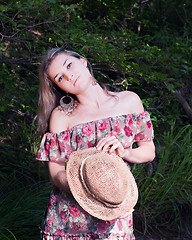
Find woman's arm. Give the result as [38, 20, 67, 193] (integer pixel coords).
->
[96, 136, 155, 164]
[96, 91, 155, 164]
[48, 107, 71, 192]
[48, 161, 70, 192]
[121, 140, 155, 164]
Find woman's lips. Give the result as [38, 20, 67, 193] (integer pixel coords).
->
[73, 76, 79, 86]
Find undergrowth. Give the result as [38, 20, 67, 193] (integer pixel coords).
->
[0, 172, 51, 240]
[133, 123, 192, 237]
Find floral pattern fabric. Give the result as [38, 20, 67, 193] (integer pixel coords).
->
[37, 112, 154, 163]
[36, 112, 154, 239]
[41, 188, 135, 240]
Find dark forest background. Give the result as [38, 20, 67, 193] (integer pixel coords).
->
[0, 0, 192, 239]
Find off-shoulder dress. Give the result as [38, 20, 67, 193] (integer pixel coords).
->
[36, 111, 154, 240]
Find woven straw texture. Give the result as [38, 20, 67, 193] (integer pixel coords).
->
[66, 147, 138, 221]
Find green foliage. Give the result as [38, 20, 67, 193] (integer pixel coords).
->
[133, 124, 192, 234]
[0, 0, 192, 237]
[142, 0, 192, 38]
[0, 228, 17, 240]
[1, 0, 191, 130]
[0, 173, 51, 239]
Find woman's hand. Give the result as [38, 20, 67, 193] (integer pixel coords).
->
[96, 135, 127, 158]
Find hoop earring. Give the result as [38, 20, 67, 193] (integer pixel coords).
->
[59, 95, 76, 113]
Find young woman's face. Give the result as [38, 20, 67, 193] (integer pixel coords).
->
[48, 53, 91, 94]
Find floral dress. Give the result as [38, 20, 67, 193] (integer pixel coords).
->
[36, 112, 154, 240]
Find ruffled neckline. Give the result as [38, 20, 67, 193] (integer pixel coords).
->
[37, 111, 153, 162]
[48, 111, 149, 135]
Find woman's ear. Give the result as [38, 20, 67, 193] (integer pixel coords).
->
[80, 57, 87, 67]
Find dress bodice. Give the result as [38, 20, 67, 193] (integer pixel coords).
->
[36, 111, 154, 163]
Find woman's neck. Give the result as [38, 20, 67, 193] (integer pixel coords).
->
[76, 84, 109, 109]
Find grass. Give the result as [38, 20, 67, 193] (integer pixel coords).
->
[0, 171, 51, 240]
[0, 108, 50, 239]
[133, 123, 192, 236]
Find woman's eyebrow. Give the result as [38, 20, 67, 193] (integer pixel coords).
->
[54, 59, 68, 79]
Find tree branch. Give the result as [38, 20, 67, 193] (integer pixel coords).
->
[173, 90, 192, 121]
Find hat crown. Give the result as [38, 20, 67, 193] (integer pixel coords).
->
[67, 147, 138, 221]
[80, 153, 129, 206]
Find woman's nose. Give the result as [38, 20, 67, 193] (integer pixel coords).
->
[65, 73, 73, 82]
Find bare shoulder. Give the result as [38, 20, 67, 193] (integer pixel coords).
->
[116, 91, 144, 113]
[49, 107, 69, 133]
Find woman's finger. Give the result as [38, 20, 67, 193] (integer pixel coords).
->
[109, 141, 121, 153]
[101, 138, 119, 152]
[96, 136, 116, 150]
[97, 136, 123, 153]
[97, 135, 126, 158]
[109, 142, 125, 158]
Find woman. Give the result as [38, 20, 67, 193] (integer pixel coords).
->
[36, 48, 155, 240]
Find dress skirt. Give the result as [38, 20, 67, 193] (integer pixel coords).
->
[40, 187, 135, 240]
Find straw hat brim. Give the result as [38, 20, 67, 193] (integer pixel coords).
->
[66, 147, 138, 221]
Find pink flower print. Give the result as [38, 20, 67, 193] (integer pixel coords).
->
[128, 218, 133, 228]
[114, 125, 121, 133]
[59, 142, 65, 152]
[108, 131, 118, 138]
[135, 133, 144, 141]
[45, 141, 50, 151]
[126, 115, 134, 126]
[50, 197, 54, 204]
[124, 126, 133, 137]
[88, 141, 94, 148]
[136, 119, 141, 125]
[48, 204, 53, 210]
[73, 222, 80, 231]
[147, 121, 152, 128]
[140, 112, 148, 118]
[109, 219, 115, 224]
[50, 138, 56, 147]
[82, 125, 93, 137]
[47, 219, 52, 226]
[60, 211, 68, 222]
[48, 197, 54, 210]
[61, 131, 70, 142]
[76, 135, 82, 143]
[68, 205, 80, 219]
[99, 121, 108, 131]
[44, 141, 50, 155]
[117, 219, 123, 231]
[93, 234, 99, 239]
[67, 149, 71, 155]
[96, 221, 110, 234]
[55, 229, 64, 235]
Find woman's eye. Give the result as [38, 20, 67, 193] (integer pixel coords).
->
[58, 75, 64, 82]
[67, 62, 72, 69]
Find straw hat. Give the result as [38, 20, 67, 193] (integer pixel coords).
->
[66, 147, 138, 221]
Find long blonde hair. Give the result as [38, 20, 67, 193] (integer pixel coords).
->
[37, 48, 113, 135]
[37, 48, 94, 135]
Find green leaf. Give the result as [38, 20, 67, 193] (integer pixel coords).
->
[122, 80, 128, 89]
[166, 84, 174, 92]
[46, 0, 57, 3]
[57, 39, 63, 45]
[0, 5, 8, 12]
